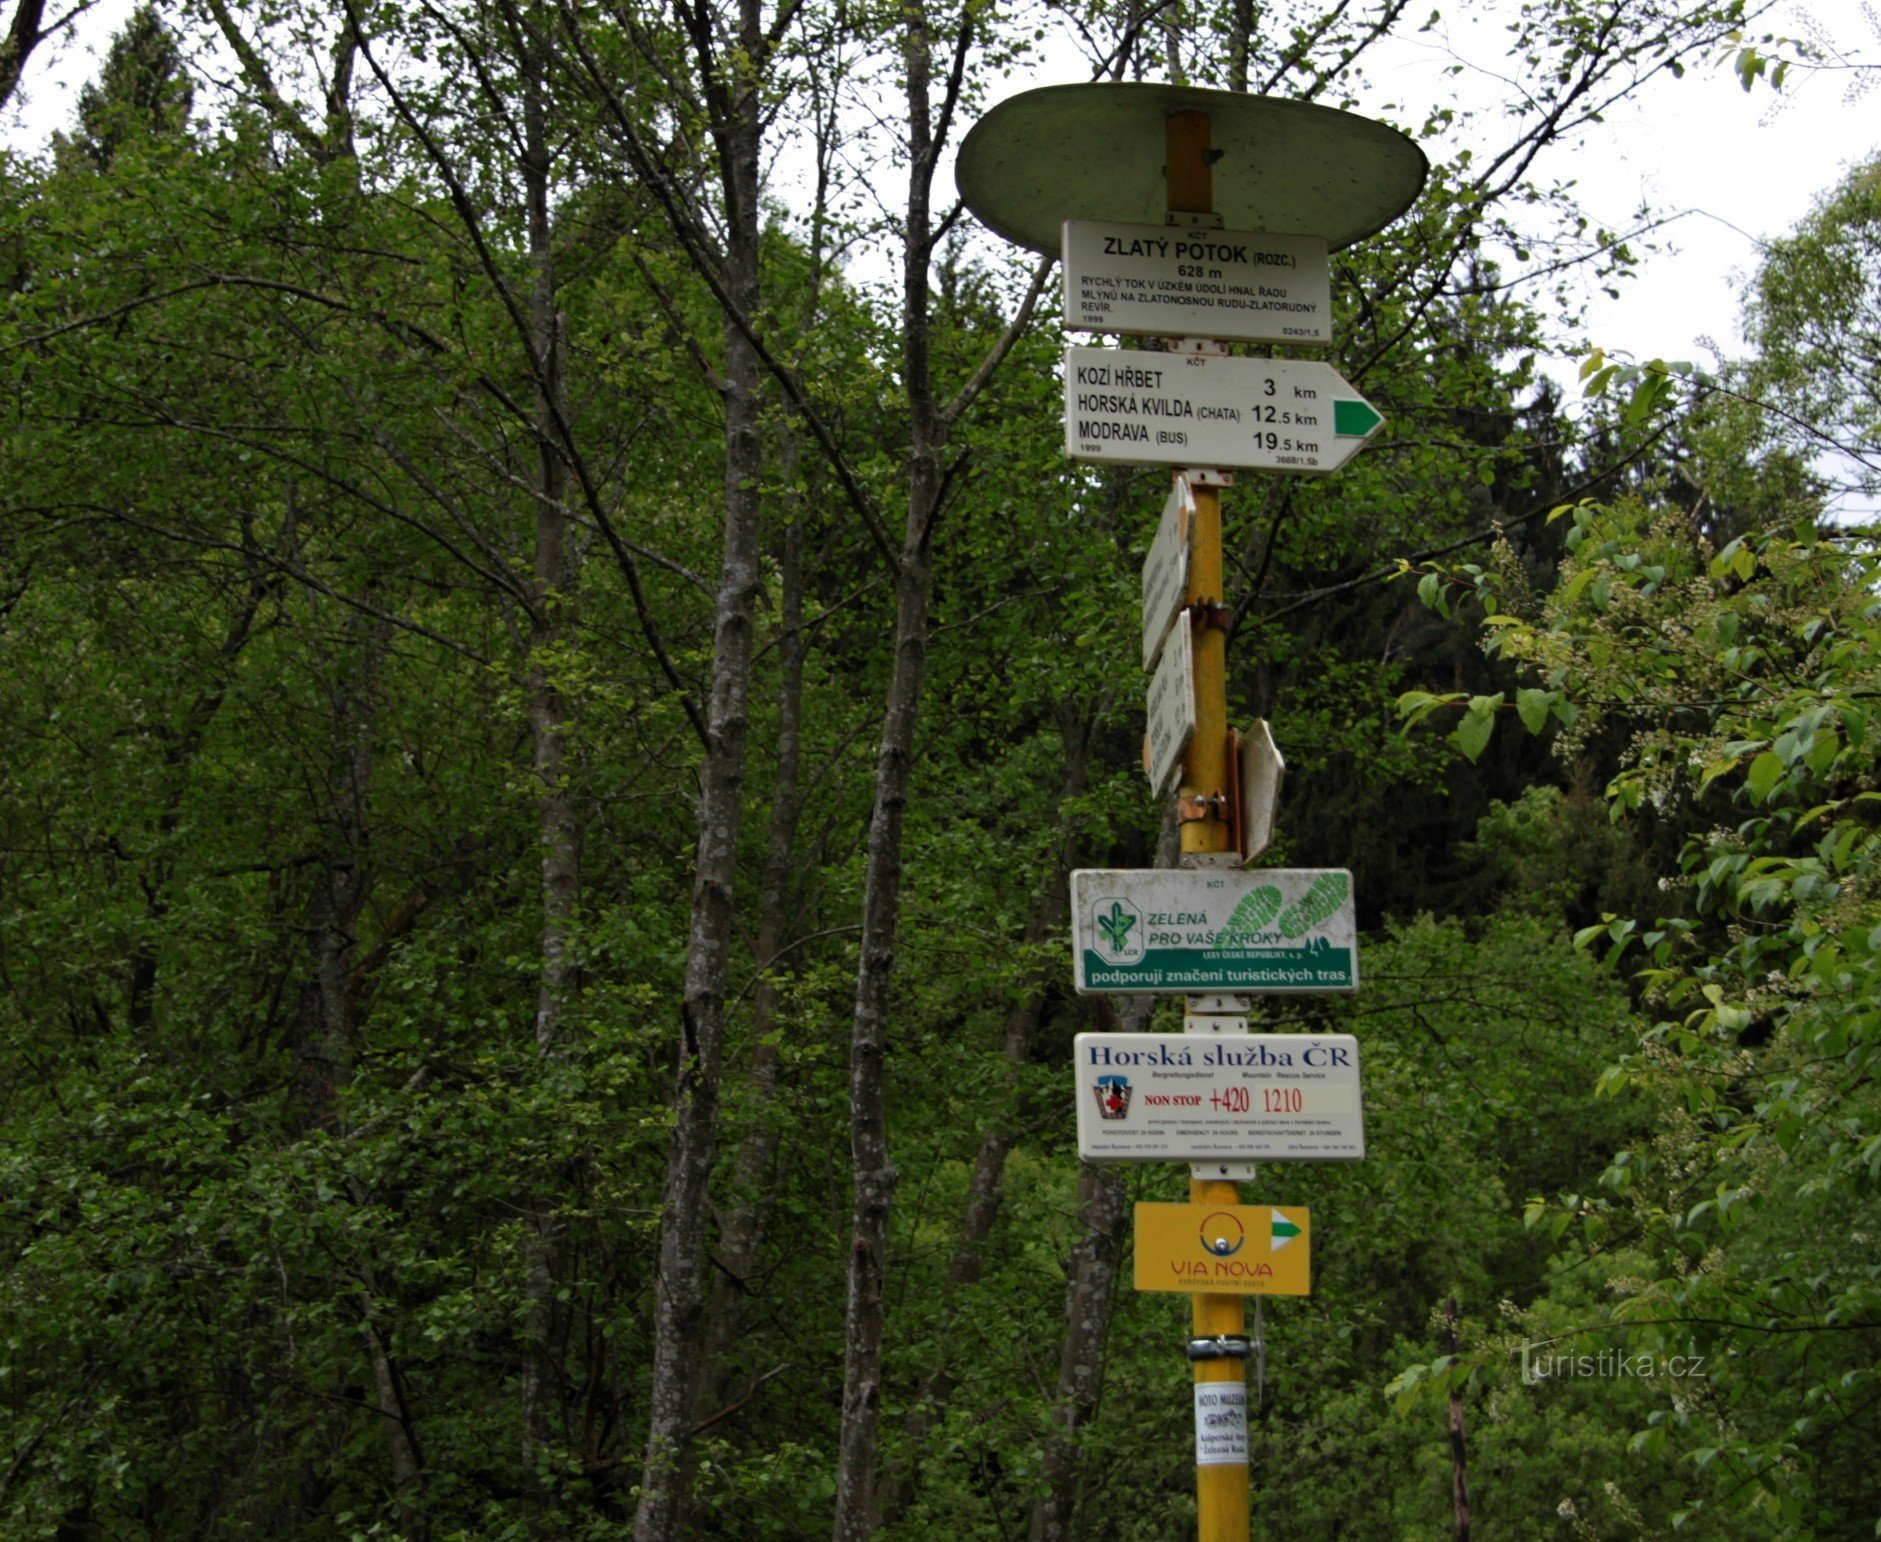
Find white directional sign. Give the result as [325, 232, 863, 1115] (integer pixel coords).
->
[1076, 1031, 1364, 1161]
[1063, 220, 1332, 345]
[1238, 720, 1285, 862]
[1064, 347, 1384, 473]
[1143, 622, 1195, 795]
[1071, 867, 1357, 994]
[1142, 477, 1193, 670]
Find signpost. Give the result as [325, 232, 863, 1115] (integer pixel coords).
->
[1063, 220, 1332, 344]
[1071, 868, 1358, 994]
[1144, 623, 1197, 794]
[957, 81, 1424, 1542]
[1142, 476, 1194, 669]
[1065, 347, 1384, 472]
[1134, 1202, 1311, 1296]
[1076, 1031, 1365, 1161]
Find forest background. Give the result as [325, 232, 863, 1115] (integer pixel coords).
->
[1, 0, 1878, 1535]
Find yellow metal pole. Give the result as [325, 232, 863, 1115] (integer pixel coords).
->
[1190, 1177, 1251, 1537]
[1167, 107, 1249, 1542]
[1167, 109, 1233, 865]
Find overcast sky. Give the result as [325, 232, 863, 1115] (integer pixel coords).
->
[1372, 0, 1877, 371]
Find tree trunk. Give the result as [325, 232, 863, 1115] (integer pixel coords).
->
[634, 5, 768, 1528]
[883, 711, 1092, 1519]
[831, 477, 937, 1541]
[699, 508, 807, 1418]
[830, 9, 950, 1528]
[1027, 1162, 1131, 1542]
[0, 0, 49, 116]
[1029, 807, 1178, 1540]
[360, 1300, 425, 1535]
[1225, 0, 1254, 93]
[947, 712, 1091, 1289]
[518, 14, 581, 1471]
[288, 607, 385, 1130]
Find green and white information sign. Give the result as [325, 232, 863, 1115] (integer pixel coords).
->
[1070, 868, 1357, 995]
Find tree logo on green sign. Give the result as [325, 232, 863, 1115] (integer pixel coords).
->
[1091, 897, 1144, 964]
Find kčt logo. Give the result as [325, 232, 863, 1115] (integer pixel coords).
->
[1092, 897, 1145, 963]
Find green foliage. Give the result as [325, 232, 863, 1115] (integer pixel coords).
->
[51, 5, 194, 172]
[3, 0, 1866, 1533]
[1737, 155, 1881, 502]
[1409, 501, 1881, 1528]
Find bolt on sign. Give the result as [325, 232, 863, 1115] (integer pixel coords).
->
[1134, 1202, 1310, 1296]
[1063, 346, 1384, 473]
[1062, 220, 1333, 345]
[1071, 868, 1358, 994]
[1075, 1031, 1364, 1161]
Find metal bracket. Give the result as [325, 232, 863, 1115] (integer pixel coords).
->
[1175, 790, 1228, 823]
[1187, 600, 1231, 631]
[1188, 996, 1251, 1017]
[1183, 1013, 1250, 1033]
[1186, 1335, 1253, 1362]
[1182, 467, 1236, 486]
[1165, 209, 1227, 230]
[1252, 1299, 1266, 1411]
[1191, 1160, 1260, 1182]
[1178, 851, 1243, 870]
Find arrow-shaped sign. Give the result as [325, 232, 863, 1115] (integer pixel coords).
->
[1064, 346, 1384, 475]
[1270, 1210, 1303, 1250]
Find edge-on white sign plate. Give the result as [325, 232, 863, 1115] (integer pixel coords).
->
[1064, 347, 1383, 474]
[1239, 720, 1285, 862]
[1142, 476, 1193, 670]
[1063, 220, 1332, 345]
[1071, 868, 1357, 994]
[1143, 621, 1194, 795]
[1076, 1031, 1364, 1161]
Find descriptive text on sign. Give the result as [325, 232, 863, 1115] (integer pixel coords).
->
[1070, 868, 1358, 995]
[1076, 1030, 1364, 1161]
[1194, 1384, 1249, 1467]
[1062, 219, 1332, 346]
[1135, 1201, 1311, 1296]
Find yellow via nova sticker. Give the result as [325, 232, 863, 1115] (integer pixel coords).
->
[1133, 1202, 1310, 1296]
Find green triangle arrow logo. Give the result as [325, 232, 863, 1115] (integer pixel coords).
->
[1333, 399, 1383, 438]
[1270, 1210, 1302, 1250]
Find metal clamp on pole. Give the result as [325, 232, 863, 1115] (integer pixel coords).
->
[1187, 600, 1231, 631]
[1186, 1336, 1254, 1362]
[1176, 791, 1228, 823]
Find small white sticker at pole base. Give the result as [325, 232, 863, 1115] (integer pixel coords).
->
[1193, 1383, 1249, 1466]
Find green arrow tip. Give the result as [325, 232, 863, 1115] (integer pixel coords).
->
[1333, 399, 1383, 438]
